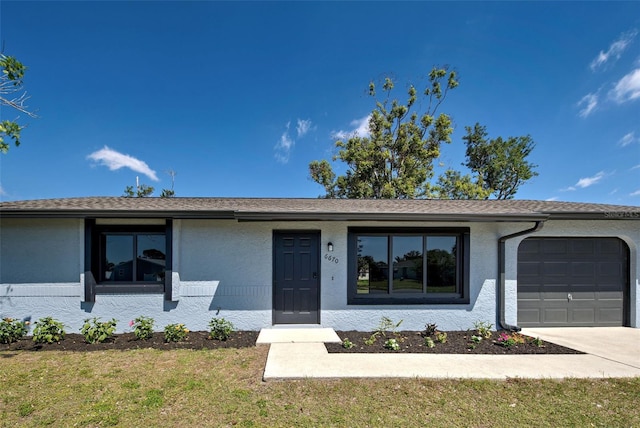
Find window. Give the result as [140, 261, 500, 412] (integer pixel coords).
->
[85, 220, 172, 300]
[348, 227, 469, 305]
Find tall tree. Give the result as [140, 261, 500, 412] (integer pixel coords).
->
[0, 54, 36, 153]
[460, 123, 537, 199]
[309, 67, 459, 198]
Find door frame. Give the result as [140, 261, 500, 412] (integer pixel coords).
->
[272, 230, 321, 325]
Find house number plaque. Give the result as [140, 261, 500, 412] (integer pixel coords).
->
[324, 254, 339, 264]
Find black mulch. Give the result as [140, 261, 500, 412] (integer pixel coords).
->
[326, 331, 584, 354]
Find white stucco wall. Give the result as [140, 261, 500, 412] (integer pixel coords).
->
[0, 216, 638, 332]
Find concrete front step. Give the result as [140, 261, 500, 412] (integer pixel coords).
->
[256, 327, 341, 344]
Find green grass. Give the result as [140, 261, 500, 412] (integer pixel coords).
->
[1, 347, 639, 427]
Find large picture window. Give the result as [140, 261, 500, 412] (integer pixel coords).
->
[348, 227, 469, 305]
[85, 220, 172, 300]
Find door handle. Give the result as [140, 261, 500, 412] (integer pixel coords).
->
[567, 293, 572, 301]
[312, 272, 317, 279]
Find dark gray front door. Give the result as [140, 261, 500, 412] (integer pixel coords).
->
[273, 231, 320, 324]
[518, 237, 629, 327]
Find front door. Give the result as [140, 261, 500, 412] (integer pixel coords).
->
[273, 231, 320, 324]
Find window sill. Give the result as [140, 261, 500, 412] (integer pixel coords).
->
[95, 283, 165, 294]
[348, 296, 469, 305]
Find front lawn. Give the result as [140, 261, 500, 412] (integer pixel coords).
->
[1, 347, 639, 427]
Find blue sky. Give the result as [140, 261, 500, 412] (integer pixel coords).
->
[1, 1, 639, 204]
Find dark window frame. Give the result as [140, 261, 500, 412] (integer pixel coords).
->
[347, 227, 470, 305]
[84, 219, 173, 301]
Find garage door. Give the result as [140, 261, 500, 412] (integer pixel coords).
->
[517, 237, 629, 327]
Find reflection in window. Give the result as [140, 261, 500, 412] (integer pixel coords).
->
[392, 236, 423, 293]
[427, 236, 457, 293]
[353, 232, 461, 297]
[102, 233, 165, 283]
[357, 236, 388, 294]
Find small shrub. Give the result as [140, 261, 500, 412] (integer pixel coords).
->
[496, 331, 526, 348]
[0, 317, 28, 344]
[80, 317, 117, 344]
[384, 338, 400, 351]
[130, 316, 154, 340]
[208, 317, 234, 341]
[364, 334, 378, 346]
[473, 320, 493, 339]
[342, 338, 354, 349]
[435, 331, 448, 344]
[164, 323, 189, 342]
[375, 316, 403, 337]
[32, 317, 66, 344]
[531, 336, 545, 347]
[424, 337, 435, 348]
[423, 323, 438, 337]
[471, 335, 482, 344]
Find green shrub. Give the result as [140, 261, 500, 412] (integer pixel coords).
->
[32, 317, 66, 344]
[435, 331, 448, 344]
[473, 320, 493, 339]
[0, 317, 28, 344]
[342, 338, 354, 349]
[208, 317, 234, 341]
[164, 323, 189, 342]
[384, 338, 400, 351]
[130, 316, 154, 340]
[424, 337, 435, 348]
[80, 317, 117, 344]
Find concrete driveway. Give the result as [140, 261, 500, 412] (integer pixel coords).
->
[520, 327, 640, 368]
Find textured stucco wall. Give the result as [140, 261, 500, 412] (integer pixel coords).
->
[0, 218, 82, 283]
[1, 217, 638, 332]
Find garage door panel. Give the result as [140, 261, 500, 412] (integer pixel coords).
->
[571, 308, 595, 324]
[518, 237, 628, 327]
[598, 262, 623, 277]
[598, 308, 623, 324]
[542, 239, 568, 254]
[572, 240, 595, 254]
[543, 308, 568, 324]
[572, 262, 595, 276]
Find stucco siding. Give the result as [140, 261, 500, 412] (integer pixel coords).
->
[0, 216, 638, 332]
[0, 218, 82, 283]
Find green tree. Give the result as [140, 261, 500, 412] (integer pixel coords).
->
[123, 184, 155, 198]
[309, 67, 459, 198]
[445, 123, 537, 200]
[0, 54, 37, 153]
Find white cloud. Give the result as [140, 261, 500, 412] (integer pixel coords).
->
[590, 30, 637, 71]
[630, 189, 640, 196]
[331, 115, 371, 140]
[274, 121, 294, 164]
[0, 184, 6, 197]
[87, 146, 159, 181]
[577, 92, 598, 118]
[296, 119, 312, 138]
[632, 164, 640, 170]
[545, 196, 559, 201]
[609, 68, 640, 103]
[618, 131, 637, 147]
[575, 171, 606, 189]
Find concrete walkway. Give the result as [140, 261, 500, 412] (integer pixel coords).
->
[258, 327, 640, 380]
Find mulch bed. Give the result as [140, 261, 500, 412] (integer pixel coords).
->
[0, 331, 259, 352]
[326, 331, 584, 354]
[1, 330, 583, 355]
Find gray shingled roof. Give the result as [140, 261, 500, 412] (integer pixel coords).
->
[1, 197, 638, 221]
